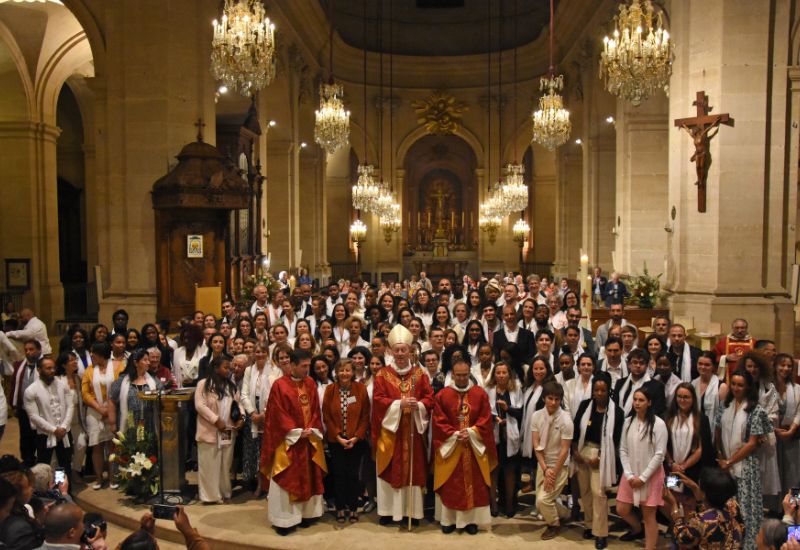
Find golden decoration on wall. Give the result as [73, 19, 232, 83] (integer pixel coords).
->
[411, 91, 467, 135]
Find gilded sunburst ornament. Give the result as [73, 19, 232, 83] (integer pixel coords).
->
[411, 90, 467, 135]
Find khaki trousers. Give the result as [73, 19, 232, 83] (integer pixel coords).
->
[576, 445, 608, 537]
[535, 463, 569, 526]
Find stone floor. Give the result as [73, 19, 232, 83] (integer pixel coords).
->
[1, 418, 665, 549]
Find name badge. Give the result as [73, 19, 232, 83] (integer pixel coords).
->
[346, 396, 357, 405]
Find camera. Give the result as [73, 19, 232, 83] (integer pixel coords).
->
[788, 525, 800, 542]
[151, 504, 178, 520]
[54, 468, 66, 486]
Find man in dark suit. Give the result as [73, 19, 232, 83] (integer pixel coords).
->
[666, 323, 701, 381]
[603, 272, 629, 308]
[612, 349, 664, 417]
[562, 306, 597, 356]
[493, 304, 535, 365]
[591, 267, 608, 307]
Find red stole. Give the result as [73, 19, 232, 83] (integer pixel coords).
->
[432, 385, 497, 511]
[371, 365, 433, 488]
[260, 375, 326, 502]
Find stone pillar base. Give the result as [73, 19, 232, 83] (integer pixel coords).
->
[668, 293, 794, 351]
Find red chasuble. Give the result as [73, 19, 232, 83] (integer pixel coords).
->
[432, 385, 497, 511]
[371, 365, 434, 488]
[260, 375, 327, 502]
[714, 336, 755, 384]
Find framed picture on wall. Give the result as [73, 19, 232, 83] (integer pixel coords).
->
[5, 259, 30, 290]
[187, 235, 203, 258]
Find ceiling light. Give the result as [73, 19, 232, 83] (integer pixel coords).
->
[268, 120, 276, 127]
[575, 138, 582, 145]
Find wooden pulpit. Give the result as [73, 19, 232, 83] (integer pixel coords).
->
[151, 139, 251, 321]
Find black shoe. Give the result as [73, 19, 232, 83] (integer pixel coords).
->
[595, 537, 608, 549]
[274, 527, 292, 536]
[441, 524, 456, 534]
[410, 518, 420, 527]
[378, 515, 393, 526]
[505, 510, 516, 519]
[298, 518, 314, 529]
[583, 529, 594, 540]
[464, 524, 478, 535]
[619, 530, 645, 542]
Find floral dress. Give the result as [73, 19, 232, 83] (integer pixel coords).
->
[673, 498, 744, 549]
[715, 403, 771, 550]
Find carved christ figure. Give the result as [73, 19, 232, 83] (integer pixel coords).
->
[680, 117, 721, 188]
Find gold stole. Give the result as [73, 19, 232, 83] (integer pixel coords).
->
[376, 368, 415, 477]
[268, 380, 327, 501]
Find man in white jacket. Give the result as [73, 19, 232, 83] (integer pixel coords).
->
[24, 357, 74, 474]
[5, 308, 51, 356]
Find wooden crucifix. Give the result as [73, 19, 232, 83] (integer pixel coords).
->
[674, 91, 734, 212]
[194, 118, 206, 142]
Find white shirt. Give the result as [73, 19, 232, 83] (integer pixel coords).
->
[531, 407, 573, 466]
[24, 378, 74, 443]
[6, 316, 51, 355]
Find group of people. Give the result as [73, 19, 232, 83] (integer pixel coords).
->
[0, 269, 798, 550]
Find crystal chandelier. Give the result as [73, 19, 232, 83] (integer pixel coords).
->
[350, 218, 367, 244]
[379, 202, 401, 244]
[479, 199, 502, 244]
[533, 75, 571, 150]
[352, 164, 380, 213]
[512, 218, 530, 246]
[500, 163, 528, 213]
[373, 183, 395, 219]
[599, 0, 673, 106]
[315, 82, 350, 153]
[211, 0, 276, 96]
[532, 0, 571, 151]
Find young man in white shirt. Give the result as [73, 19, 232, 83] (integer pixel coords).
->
[532, 382, 573, 540]
[24, 357, 74, 474]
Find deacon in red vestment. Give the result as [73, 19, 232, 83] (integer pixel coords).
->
[260, 349, 327, 535]
[372, 324, 434, 525]
[432, 359, 497, 534]
[713, 318, 755, 384]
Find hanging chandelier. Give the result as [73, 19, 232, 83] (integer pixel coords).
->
[500, 163, 528, 213]
[599, 0, 673, 106]
[352, 164, 380, 212]
[532, 0, 571, 150]
[315, 82, 351, 153]
[533, 75, 571, 150]
[512, 218, 530, 246]
[211, 0, 276, 96]
[315, 0, 350, 153]
[479, 200, 502, 244]
[379, 202, 401, 244]
[350, 218, 367, 244]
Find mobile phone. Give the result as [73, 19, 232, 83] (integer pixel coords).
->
[665, 475, 680, 489]
[151, 504, 178, 520]
[788, 525, 800, 542]
[54, 468, 66, 486]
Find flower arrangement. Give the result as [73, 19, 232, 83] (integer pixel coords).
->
[626, 263, 663, 309]
[238, 271, 284, 306]
[110, 415, 159, 500]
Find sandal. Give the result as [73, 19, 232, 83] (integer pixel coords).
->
[349, 511, 359, 523]
[337, 511, 346, 524]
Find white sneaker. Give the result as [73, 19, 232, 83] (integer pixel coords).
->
[109, 482, 120, 490]
[92, 482, 102, 490]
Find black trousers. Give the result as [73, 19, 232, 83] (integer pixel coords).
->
[329, 440, 366, 512]
[35, 433, 73, 470]
[17, 409, 37, 467]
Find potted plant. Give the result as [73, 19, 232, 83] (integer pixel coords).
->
[626, 263, 663, 309]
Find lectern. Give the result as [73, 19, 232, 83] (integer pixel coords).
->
[139, 389, 195, 503]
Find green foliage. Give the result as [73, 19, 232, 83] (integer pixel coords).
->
[625, 263, 663, 309]
[110, 415, 159, 500]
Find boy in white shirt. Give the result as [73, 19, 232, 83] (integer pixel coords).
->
[531, 382, 573, 540]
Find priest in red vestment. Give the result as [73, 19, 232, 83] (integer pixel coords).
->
[713, 318, 755, 383]
[372, 324, 434, 526]
[260, 349, 327, 536]
[432, 359, 497, 534]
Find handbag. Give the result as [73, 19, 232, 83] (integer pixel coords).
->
[230, 400, 242, 423]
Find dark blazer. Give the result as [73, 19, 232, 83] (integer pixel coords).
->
[667, 344, 702, 381]
[559, 326, 598, 357]
[591, 275, 608, 298]
[492, 326, 536, 365]
[665, 413, 715, 483]
[572, 398, 625, 479]
[603, 280, 629, 307]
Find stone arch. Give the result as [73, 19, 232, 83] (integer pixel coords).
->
[0, 22, 34, 119]
[61, 0, 106, 77]
[396, 123, 484, 172]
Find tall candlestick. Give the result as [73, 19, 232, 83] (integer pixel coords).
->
[461, 212, 465, 227]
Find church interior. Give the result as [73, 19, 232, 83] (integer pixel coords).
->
[0, 0, 797, 350]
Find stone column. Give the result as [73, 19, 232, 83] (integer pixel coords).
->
[553, 147, 583, 277]
[0, 121, 64, 325]
[266, 139, 296, 269]
[667, 0, 794, 349]
[614, 94, 669, 276]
